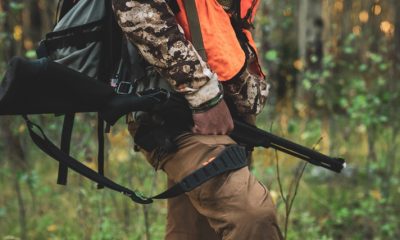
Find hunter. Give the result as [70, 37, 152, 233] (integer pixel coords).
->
[112, 0, 283, 239]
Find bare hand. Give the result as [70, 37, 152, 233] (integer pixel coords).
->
[192, 100, 234, 135]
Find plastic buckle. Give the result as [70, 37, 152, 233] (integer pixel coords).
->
[36, 40, 49, 58]
[116, 81, 133, 95]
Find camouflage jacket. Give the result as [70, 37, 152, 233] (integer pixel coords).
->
[112, 0, 268, 116]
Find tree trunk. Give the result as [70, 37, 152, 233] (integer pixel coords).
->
[297, 0, 323, 113]
[0, 117, 29, 240]
[24, 0, 43, 45]
[393, 0, 400, 89]
[0, 0, 30, 238]
[298, 0, 309, 62]
[306, 1, 324, 75]
[15, 173, 27, 240]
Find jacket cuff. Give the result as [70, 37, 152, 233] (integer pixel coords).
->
[184, 71, 222, 108]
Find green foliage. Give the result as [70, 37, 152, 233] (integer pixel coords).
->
[9, 2, 24, 12]
[1, 0, 400, 239]
[265, 50, 280, 62]
[25, 50, 37, 59]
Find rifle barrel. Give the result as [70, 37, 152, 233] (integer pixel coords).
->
[231, 120, 346, 173]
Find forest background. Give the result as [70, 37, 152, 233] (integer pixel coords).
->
[0, 0, 399, 239]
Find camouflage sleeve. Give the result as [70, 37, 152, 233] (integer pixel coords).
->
[222, 68, 269, 116]
[112, 0, 221, 108]
[222, 45, 270, 116]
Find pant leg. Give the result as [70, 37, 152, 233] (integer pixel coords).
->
[165, 179, 220, 240]
[159, 134, 283, 240]
[128, 123, 220, 240]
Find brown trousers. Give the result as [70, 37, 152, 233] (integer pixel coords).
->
[130, 126, 283, 240]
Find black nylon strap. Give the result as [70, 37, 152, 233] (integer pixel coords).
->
[45, 29, 104, 52]
[183, 0, 208, 61]
[46, 19, 105, 39]
[152, 145, 248, 199]
[23, 116, 247, 204]
[23, 115, 152, 204]
[57, 113, 75, 185]
[59, 0, 80, 20]
[97, 116, 105, 189]
[167, 0, 180, 14]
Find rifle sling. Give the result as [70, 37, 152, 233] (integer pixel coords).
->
[23, 115, 247, 204]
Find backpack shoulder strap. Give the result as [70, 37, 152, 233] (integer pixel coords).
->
[59, 0, 79, 21]
[183, 0, 208, 61]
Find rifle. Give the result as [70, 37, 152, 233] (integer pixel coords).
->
[100, 88, 346, 173]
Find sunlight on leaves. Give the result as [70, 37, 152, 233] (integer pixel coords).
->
[47, 224, 57, 232]
[13, 25, 22, 41]
[293, 59, 304, 71]
[369, 190, 382, 201]
[359, 11, 369, 23]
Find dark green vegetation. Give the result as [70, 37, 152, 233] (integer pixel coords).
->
[1, 0, 399, 239]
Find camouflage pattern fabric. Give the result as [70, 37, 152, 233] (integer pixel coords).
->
[112, 0, 220, 108]
[112, 0, 268, 115]
[222, 68, 269, 115]
[222, 42, 269, 115]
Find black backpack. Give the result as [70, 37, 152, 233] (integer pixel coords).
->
[35, 0, 134, 188]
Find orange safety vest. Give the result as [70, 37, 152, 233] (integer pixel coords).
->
[173, 0, 263, 81]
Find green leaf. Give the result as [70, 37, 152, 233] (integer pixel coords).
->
[377, 78, 386, 86]
[358, 64, 368, 72]
[302, 79, 312, 90]
[343, 47, 354, 54]
[369, 52, 383, 63]
[265, 50, 279, 62]
[25, 50, 37, 59]
[346, 33, 356, 42]
[322, 70, 331, 78]
[288, 121, 296, 133]
[310, 55, 319, 63]
[0, 32, 8, 40]
[379, 63, 388, 71]
[0, 208, 6, 218]
[353, 95, 367, 108]
[9, 2, 25, 11]
[379, 116, 388, 123]
[339, 98, 349, 108]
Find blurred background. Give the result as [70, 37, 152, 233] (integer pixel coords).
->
[0, 0, 399, 239]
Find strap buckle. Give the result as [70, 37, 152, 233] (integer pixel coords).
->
[36, 40, 49, 58]
[116, 81, 133, 95]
